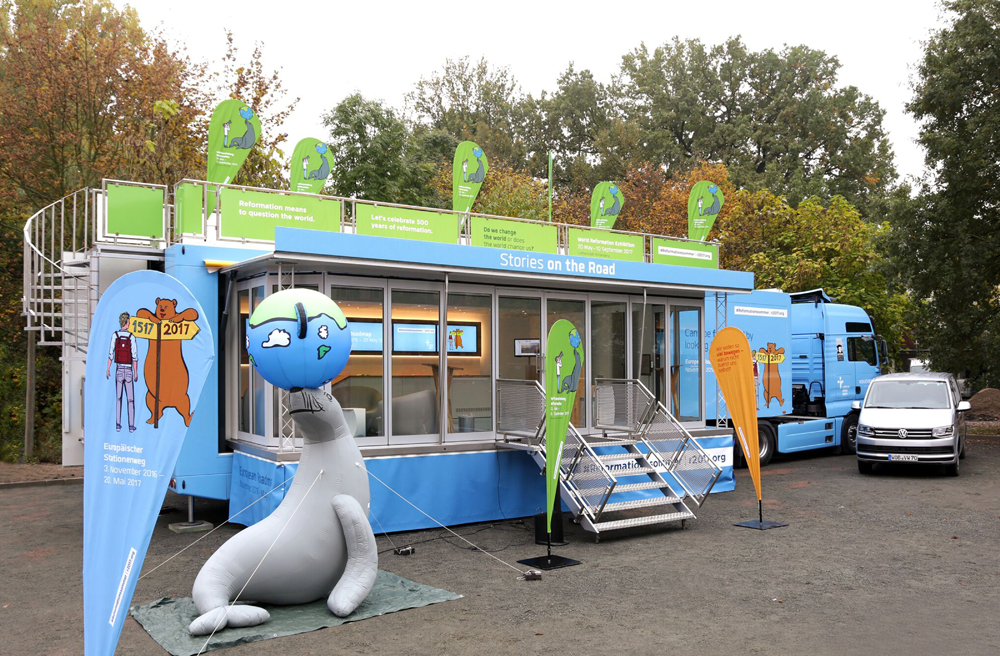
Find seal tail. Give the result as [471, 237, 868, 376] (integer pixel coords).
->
[328, 494, 377, 617]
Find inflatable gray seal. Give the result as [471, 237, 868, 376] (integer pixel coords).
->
[188, 387, 378, 635]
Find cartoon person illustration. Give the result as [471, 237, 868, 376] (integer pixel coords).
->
[106, 311, 138, 432]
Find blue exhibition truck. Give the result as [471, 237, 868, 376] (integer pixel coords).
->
[706, 289, 887, 465]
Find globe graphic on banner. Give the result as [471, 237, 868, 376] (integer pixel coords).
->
[246, 289, 351, 390]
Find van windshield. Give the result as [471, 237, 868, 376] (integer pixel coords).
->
[865, 380, 951, 409]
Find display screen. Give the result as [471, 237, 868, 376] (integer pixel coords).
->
[387, 320, 481, 356]
[392, 323, 438, 353]
[348, 321, 383, 353]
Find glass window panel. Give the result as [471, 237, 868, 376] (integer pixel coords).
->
[671, 306, 702, 422]
[498, 296, 541, 381]
[591, 300, 626, 418]
[330, 286, 385, 438]
[251, 286, 266, 436]
[632, 303, 667, 406]
[391, 289, 440, 437]
[238, 289, 250, 434]
[447, 293, 492, 433]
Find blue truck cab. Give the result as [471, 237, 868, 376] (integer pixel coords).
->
[706, 289, 886, 464]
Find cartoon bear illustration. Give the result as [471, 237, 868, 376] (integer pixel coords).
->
[136, 298, 200, 426]
[757, 342, 785, 408]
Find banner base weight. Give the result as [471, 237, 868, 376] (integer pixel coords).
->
[734, 519, 788, 530]
[518, 555, 581, 570]
[168, 520, 214, 534]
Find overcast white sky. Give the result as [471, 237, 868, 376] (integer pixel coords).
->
[122, 0, 947, 184]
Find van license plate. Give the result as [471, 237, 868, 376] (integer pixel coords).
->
[888, 454, 919, 462]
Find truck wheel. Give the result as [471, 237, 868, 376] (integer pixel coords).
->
[731, 429, 745, 469]
[858, 460, 873, 475]
[757, 421, 775, 467]
[841, 414, 859, 455]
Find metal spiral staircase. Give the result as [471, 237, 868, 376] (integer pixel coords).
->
[496, 378, 723, 540]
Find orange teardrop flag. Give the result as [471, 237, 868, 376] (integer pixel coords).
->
[710, 327, 762, 502]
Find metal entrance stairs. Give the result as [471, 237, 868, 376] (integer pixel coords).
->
[497, 378, 723, 540]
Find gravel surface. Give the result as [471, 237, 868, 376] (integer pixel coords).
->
[0, 461, 81, 484]
[2, 438, 999, 655]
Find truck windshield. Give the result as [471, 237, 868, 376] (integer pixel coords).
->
[864, 380, 951, 409]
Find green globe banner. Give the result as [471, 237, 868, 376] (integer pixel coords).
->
[207, 99, 261, 185]
[590, 182, 624, 229]
[453, 141, 488, 213]
[688, 180, 724, 241]
[545, 319, 584, 533]
[289, 137, 334, 194]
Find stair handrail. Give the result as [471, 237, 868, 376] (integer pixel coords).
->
[604, 378, 723, 507]
[23, 187, 101, 350]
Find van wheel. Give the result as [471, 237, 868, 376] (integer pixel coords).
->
[757, 421, 775, 467]
[959, 437, 966, 460]
[858, 460, 873, 475]
[945, 460, 960, 477]
[841, 414, 859, 455]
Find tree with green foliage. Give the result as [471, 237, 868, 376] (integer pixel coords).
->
[720, 190, 911, 364]
[0, 0, 211, 461]
[218, 32, 299, 190]
[322, 94, 438, 208]
[619, 37, 896, 217]
[407, 57, 528, 167]
[891, 0, 1000, 386]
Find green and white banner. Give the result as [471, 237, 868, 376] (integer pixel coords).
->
[568, 228, 644, 262]
[590, 182, 624, 229]
[688, 180, 724, 241]
[545, 319, 584, 533]
[219, 188, 340, 240]
[651, 237, 719, 269]
[453, 141, 488, 213]
[207, 99, 261, 185]
[355, 205, 459, 244]
[470, 217, 558, 253]
[289, 137, 333, 194]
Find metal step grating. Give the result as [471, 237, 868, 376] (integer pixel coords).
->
[611, 480, 674, 493]
[594, 496, 683, 514]
[593, 510, 695, 532]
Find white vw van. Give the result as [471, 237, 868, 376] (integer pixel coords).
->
[854, 373, 970, 476]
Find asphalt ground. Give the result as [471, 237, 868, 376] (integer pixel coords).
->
[2, 437, 999, 656]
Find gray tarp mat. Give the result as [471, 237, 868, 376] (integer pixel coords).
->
[131, 570, 462, 656]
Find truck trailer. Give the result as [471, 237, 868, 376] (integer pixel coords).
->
[706, 289, 887, 465]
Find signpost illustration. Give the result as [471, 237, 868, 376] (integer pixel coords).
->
[289, 137, 334, 194]
[688, 180, 724, 241]
[83, 271, 214, 655]
[453, 140, 488, 213]
[519, 319, 584, 571]
[590, 182, 624, 229]
[709, 326, 786, 530]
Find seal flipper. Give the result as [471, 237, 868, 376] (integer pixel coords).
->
[328, 494, 377, 617]
[188, 604, 270, 636]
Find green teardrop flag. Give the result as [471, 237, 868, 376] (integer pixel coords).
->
[590, 182, 624, 229]
[289, 138, 334, 194]
[453, 141, 488, 212]
[688, 180, 724, 241]
[545, 319, 584, 533]
[207, 99, 261, 185]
